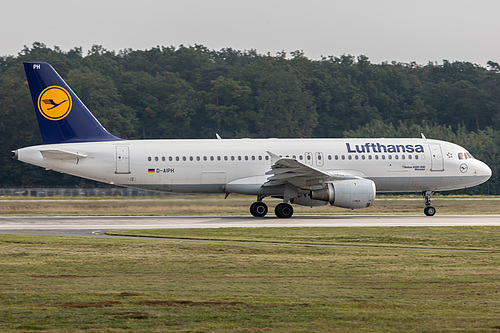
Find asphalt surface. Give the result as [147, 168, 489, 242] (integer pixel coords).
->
[0, 215, 499, 237]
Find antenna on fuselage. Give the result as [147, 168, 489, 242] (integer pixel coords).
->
[216, 133, 222, 140]
[421, 133, 426, 139]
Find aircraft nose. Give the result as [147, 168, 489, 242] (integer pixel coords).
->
[477, 160, 492, 182]
[484, 163, 492, 179]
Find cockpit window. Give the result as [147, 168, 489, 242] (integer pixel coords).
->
[459, 152, 474, 160]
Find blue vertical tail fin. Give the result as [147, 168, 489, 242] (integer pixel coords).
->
[23, 62, 122, 144]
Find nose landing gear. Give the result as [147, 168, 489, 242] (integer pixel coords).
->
[423, 191, 436, 216]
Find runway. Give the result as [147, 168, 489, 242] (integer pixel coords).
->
[0, 215, 499, 237]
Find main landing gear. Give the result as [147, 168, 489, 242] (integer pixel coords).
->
[249, 197, 293, 218]
[250, 199, 268, 217]
[423, 191, 436, 216]
[274, 203, 293, 218]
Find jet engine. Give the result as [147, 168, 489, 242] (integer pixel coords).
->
[310, 179, 376, 209]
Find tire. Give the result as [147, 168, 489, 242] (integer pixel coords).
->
[250, 202, 257, 216]
[424, 206, 436, 216]
[275, 203, 293, 218]
[252, 202, 268, 217]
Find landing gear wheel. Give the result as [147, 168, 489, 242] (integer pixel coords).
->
[424, 206, 436, 216]
[422, 191, 436, 216]
[250, 201, 268, 217]
[275, 203, 293, 218]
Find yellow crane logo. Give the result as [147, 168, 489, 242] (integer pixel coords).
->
[37, 86, 72, 120]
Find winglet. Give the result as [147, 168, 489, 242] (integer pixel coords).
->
[23, 62, 122, 144]
[266, 151, 281, 164]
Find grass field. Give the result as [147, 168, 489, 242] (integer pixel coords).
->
[1, 227, 499, 332]
[0, 195, 499, 216]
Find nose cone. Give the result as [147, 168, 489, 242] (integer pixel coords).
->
[484, 162, 492, 180]
[476, 160, 492, 184]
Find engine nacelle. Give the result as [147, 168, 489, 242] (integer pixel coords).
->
[310, 179, 376, 209]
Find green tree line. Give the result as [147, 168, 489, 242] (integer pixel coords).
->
[0, 43, 498, 194]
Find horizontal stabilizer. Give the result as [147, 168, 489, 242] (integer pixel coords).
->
[40, 149, 88, 160]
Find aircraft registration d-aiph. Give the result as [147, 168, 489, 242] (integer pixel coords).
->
[13, 62, 492, 218]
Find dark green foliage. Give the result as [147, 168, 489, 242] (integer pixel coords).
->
[1, 43, 498, 193]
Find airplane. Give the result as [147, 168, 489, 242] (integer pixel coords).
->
[12, 62, 492, 218]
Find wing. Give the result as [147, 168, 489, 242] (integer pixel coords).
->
[264, 151, 361, 189]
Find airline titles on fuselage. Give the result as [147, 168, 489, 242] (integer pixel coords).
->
[346, 143, 425, 154]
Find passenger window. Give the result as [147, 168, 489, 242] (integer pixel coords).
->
[382, 155, 386, 160]
[328, 155, 332, 160]
[265, 156, 269, 160]
[415, 155, 419, 160]
[217, 156, 221, 161]
[258, 156, 262, 160]
[362, 155, 366, 160]
[175, 156, 179, 161]
[162, 156, 165, 161]
[299, 155, 303, 160]
[408, 155, 411, 160]
[375, 155, 379, 160]
[203, 156, 207, 161]
[368, 155, 372, 160]
[210, 156, 214, 161]
[348, 155, 352, 160]
[231, 156, 235, 161]
[224, 156, 228, 161]
[148, 157, 151, 162]
[155, 156, 159, 162]
[395, 155, 399, 160]
[196, 156, 200, 161]
[238, 156, 241, 161]
[252, 156, 255, 160]
[169, 156, 173, 161]
[190, 156, 193, 161]
[354, 155, 358, 160]
[335, 155, 339, 160]
[342, 155, 345, 160]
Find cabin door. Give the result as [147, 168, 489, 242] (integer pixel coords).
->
[429, 144, 444, 171]
[115, 146, 130, 174]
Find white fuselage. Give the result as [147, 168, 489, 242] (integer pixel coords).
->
[15, 138, 492, 196]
